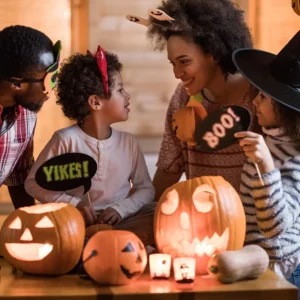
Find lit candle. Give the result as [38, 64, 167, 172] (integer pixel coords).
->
[149, 253, 171, 279]
[173, 257, 196, 284]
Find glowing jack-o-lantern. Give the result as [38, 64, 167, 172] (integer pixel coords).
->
[154, 176, 246, 275]
[0, 203, 85, 275]
[83, 230, 147, 285]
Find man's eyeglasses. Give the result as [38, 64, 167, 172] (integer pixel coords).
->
[0, 40, 62, 96]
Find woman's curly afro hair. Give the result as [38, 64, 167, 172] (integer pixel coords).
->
[147, 0, 253, 75]
[56, 51, 122, 123]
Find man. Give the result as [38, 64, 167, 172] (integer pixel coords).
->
[0, 25, 61, 209]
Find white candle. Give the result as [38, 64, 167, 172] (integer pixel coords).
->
[149, 253, 171, 279]
[173, 257, 196, 283]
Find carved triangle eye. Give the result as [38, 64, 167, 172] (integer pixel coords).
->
[192, 184, 215, 213]
[122, 242, 135, 252]
[35, 216, 54, 228]
[161, 189, 179, 215]
[9, 217, 22, 229]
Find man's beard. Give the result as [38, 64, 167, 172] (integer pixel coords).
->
[14, 96, 43, 113]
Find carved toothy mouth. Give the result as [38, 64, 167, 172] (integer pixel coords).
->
[159, 228, 229, 257]
[120, 265, 142, 279]
[5, 243, 53, 261]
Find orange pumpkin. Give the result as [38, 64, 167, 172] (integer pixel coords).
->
[85, 223, 114, 238]
[154, 176, 245, 275]
[0, 203, 85, 275]
[83, 230, 147, 285]
[172, 96, 207, 146]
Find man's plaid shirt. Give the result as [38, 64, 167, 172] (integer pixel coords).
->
[0, 105, 36, 186]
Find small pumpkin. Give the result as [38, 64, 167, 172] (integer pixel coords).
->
[172, 95, 207, 146]
[208, 245, 269, 283]
[85, 223, 114, 238]
[83, 230, 147, 285]
[0, 203, 85, 275]
[154, 176, 246, 275]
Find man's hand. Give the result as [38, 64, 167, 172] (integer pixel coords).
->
[97, 207, 122, 225]
[235, 131, 275, 174]
[76, 202, 97, 227]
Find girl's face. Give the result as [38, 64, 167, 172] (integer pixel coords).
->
[102, 72, 130, 123]
[252, 91, 279, 128]
[167, 35, 218, 96]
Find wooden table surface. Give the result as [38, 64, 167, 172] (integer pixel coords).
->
[0, 259, 297, 300]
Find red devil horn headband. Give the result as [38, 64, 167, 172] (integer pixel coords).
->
[87, 45, 109, 98]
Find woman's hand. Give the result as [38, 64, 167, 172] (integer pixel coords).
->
[235, 131, 275, 174]
[97, 207, 122, 225]
[76, 202, 97, 226]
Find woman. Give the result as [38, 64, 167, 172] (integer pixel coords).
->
[146, 0, 261, 200]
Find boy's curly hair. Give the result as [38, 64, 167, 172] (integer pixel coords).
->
[147, 0, 253, 75]
[56, 52, 123, 123]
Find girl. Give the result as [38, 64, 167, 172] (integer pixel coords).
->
[233, 31, 300, 287]
[25, 47, 155, 246]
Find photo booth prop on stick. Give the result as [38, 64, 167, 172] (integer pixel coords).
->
[193, 106, 265, 185]
[83, 230, 147, 285]
[194, 106, 250, 151]
[126, 8, 175, 27]
[154, 176, 246, 275]
[43, 40, 62, 97]
[35, 153, 97, 196]
[0, 203, 85, 275]
[172, 94, 207, 146]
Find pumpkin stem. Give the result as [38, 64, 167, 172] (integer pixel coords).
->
[83, 249, 98, 264]
[209, 266, 219, 274]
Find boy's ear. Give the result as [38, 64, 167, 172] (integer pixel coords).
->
[88, 95, 103, 111]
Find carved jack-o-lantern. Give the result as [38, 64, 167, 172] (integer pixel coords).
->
[154, 176, 246, 275]
[83, 230, 147, 285]
[0, 203, 85, 275]
[172, 97, 207, 146]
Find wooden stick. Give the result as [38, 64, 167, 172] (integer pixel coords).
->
[87, 192, 91, 205]
[254, 163, 264, 186]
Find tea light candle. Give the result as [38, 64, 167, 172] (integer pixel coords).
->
[173, 257, 196, 284]
[149, 253, 171, 279]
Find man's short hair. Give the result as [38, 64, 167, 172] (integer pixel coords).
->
[0, 25, 53, 78]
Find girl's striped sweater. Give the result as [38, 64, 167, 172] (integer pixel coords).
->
[240, 127, 300, 278]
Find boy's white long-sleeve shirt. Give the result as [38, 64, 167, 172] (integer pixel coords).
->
[25, 124, 155, 219]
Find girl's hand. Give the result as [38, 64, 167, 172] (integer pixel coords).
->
[234, 131, 275, 174]
[97, 207, 122, 225]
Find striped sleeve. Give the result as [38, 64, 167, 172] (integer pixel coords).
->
[249, 156, 300, 238]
